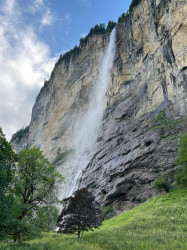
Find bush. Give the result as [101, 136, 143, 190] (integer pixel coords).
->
[175, 133, 187, 187]
[153, 176, 172, 193]
[101, 206, 116, 220]
[175, 169, 187, 187]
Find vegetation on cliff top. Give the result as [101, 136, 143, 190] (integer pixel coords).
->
[56, 21, 116, 65]
[11, 126, 29, 143]
[55, 0, 143, 66]
[1, 188, 186, 249]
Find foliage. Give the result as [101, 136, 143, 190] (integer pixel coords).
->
[117, 0, 142, 24]
[54, 0, 144, 68]
[175, 133, 187, 187]
[56, 21, 116, 66]
[57, 46, 80, 65]
[33, 206, 59, 232]
[106, 21, 116, 33]
[11, 148, 63, 243]
[1, 189, 187, 249]
[151, 111, 177, 130]
[11, 126, 29, 142]
[57, 188, 102, 238]
[52, 149, 73, 165]
[118, 11, 130, 23]
[153, 175, 172, 193]
[0, 128, 16, 240]
[57, 23, 107, 65]
[129, 0, 142, 12]
[79, 23, 106, 47]
[150, 110, 186, 140]
[101, 206, 116, 221]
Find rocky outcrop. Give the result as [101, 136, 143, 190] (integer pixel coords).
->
[12, 0, 187, 212]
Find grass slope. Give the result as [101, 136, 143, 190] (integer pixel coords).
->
[1, 189, 187, 250]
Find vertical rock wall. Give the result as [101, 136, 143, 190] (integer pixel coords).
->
[11, 0, 187, 211]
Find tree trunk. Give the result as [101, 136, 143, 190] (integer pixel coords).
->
[18, 233, 23, 244]
[18, 212, 25, 244]
[78, 230, 80, 238]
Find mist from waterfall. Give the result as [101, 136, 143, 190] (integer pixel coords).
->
[61, 28, 116, 198]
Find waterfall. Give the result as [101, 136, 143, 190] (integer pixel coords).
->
[61, 28, 116, 198]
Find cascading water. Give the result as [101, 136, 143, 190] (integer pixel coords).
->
[61, 28, 116, 198]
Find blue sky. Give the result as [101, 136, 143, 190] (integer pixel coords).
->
[0, 0, 132, 140]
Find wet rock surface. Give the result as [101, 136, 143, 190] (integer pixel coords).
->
[80, 98, 186, 212]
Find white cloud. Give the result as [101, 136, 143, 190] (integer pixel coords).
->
[0, 1, 56, 140]
[1, 0, 16, 13]
[35, 0, 43, 5]
[79, 0, 92, 8]
[65, 13, 71, 21]
[41, 9, 54, 26]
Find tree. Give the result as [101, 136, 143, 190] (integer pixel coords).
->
[106, 21, 116, 33]
[129, 0, 142, 12]
[153, 175, 171, 193]
[175, 133, 187, 187]
[0, 128, 16, 240]
[57, 188, 102, 238]
[14, 148, 63, 243]
[34, 206, 59, 232]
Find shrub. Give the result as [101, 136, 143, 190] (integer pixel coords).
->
[101, 206, 116, 220]
[153, 176, 172, 193]
[175, 133, 187, 187]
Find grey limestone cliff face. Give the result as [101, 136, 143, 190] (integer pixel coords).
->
[12, 0, 187, 211]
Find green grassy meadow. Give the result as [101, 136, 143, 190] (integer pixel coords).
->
[1, 188, 187, 250]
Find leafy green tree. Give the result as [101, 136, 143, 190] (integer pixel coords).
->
[34, 206, 59, 232]
[118, 12, 130, 23]
[13, 148, 63, 243]
[129, 0, 142, 12]
[0, 128, 16, 240]
[153, 175, 171, 193]
[175, 133, 187, 187]
[11, 126, 29, 143]
[106, 21, 116, 32]
[57, 188, 102, 238]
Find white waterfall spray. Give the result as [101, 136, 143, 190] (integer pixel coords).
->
[62, 28, 116, 198]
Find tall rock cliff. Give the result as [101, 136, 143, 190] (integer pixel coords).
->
[12, 0, 187, 211]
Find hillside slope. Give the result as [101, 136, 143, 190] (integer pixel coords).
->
[1, 189, 187, 250]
